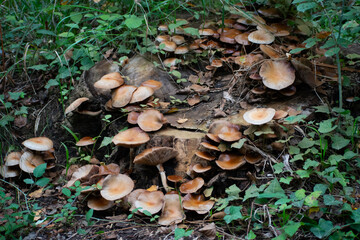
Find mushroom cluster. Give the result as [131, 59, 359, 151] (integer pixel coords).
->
[1, 137, 55, 178]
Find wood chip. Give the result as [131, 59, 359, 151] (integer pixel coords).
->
[177, 118, 188, 124]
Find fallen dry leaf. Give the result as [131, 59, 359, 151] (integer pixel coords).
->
[199, 223, 217, 240]
[177, 118, 188, 124]
[190, 84, 209, 95]
[187, 95, 201, 106]
[147, 185, 158, 191]
[29, 188, 44, 198]
[14, 115, 27, 128]
[287, 107, 302, 116]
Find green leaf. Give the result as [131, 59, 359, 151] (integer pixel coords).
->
[170, 70, 181, 78]
[296, 2, 318, 12]
[70, 13, 82, 24]
[290, 48, 306, 54]
[33, 163, 47, 178]
[15, 106, 28, 115]
[184, 27, 200, 37]
[45, 79, 59, 89]
[65, 23, 79, 29]
[246, 230, 256, 239]
[124, 15, 143, 29]
[320, 39, 336, 49]
[318, 118, 337, 133]
[303, 159, 319, 170]
[346, 53, 360, 60]
[298, 138, 315, 148]
[9, 91, 25, 100]
[279, 177, 293, 184]
[77, 228, 87, 235]
[314, 184, 328, 195]
[58, 32, 75, 38]
[284, 221, 302, 236]
[313, 105, 330, 114]
[273, 162, 284, 174]
[224, 206, 244, 224]
[86, 209, 93, 223]
[323, 195, 342, 206]
[243, 184, 262, 202]
[351, 208, 360, 223]
[28, 64, 48, 71]
[142, 210, 152, 217]
[325, 47, 340, 57]
[259, 178, 286, 199]
[310, 218, 333, 238]
[295, 189, 306, 200]
[304, 191, 322, 207]
[174, 228, 193, 240]
[35, 177, 50, 187]
[331, 134, 350, 150]
[296, 169, 311, 178]
[0, 115, 14, 127]
[231, 138, 246, 149]
[62, 188, 72, 197]
[328, 154, 344, 165]
[99, 137, 113, 149]
[24, 178, 35, 185]
[36, 29, 56, 36]
[284, 114, 307, 124]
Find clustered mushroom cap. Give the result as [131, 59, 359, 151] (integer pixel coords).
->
[259, 60, 295, 90]
[248, 29, 275, 44]
[5, 152, 21, 166]
[134, 190, 164, 214]
[66, 164, 99, 187]
[19, 151, 45, 173]
[134, 147, 178, 166]
[100, 174, 134, 201]
[192, 163, 212, 173]
[112, 127, 150, 148]
[158, 192, 185, 226]
[0, 165, 19, 178]
[195, 151, 216, 161]
[111, 85, 137, 108]
[137, 109, 166, 132]
[76, 137, 95, 147]
[243, 108, 276, 125]
[65, 97, 89, 115]
[130, 86, 154, 104]
[140, 80, 163, 91]
[87, 195, 115, 211]
[183, 193, 215, 214]
[179, 177, 204, 194]
[215, 153, 246, 170]
[22, 137, 53, 151]
[94, 72, 124, 90]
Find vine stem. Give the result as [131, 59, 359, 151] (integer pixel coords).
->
[0, 178, 32, 215]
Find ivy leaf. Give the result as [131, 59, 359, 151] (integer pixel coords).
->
[9, 92, 25, 100]
[279, 177, 293, 184]
[284, 221, 302, 236]
[296, 169, 311, 178]
[303, 159, 319, 170]
[259, 178, 286, 199]
[283, 114, 307, 124]
[323, 195, 342, 206]
[295, 189, 306, 200]
[124, 15, 143, 29]
[99, 137, 113, 149]
[325, 47, 340, 57]
[58, 32, 75, 38]
[296, 2, 318, 12]
[304, 191, 322, 207]
[231, 138, 247, 149]
[184, 27, 199, 37]
[290, 48, 305, 54]
[313, 105, 330, 114]
[318, 118, 337, 133]
[310, 218, 333, 238]
[35, 177, 50, 187]
[33, 163, 47, 178]
[331, 134, 350, 150]
[243, 184, 262, 202]
[86, 209, 94, 223]
[246, 230, 256, 240]
[224, 206, 244, 224]
[28, 64, 48, 71]
[298, 138, 315, 148]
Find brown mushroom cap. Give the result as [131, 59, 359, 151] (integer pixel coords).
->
[22, 137, 53, 152]
[175, 45, 189, 55]
[111, 85, 137, 108]
[87, 195, 115, 211]
[195, 151, 216, 161]
[279, 85, 297, 96]
[220, 29, 241, 44]
[134, 190, 164, 214]
[100, 174, 134, 201]
[199, 28, 215, 36]
[179, 177, 204, 194]
[235, 32, 250, 45]
[66, 164, 99, 187]
[5, 152, 21, 166]
[234, 54, 264, 68]
[243, 108, 276, 125]
[258, 7, 281, 18]
[206, 133, 221, 143]
[216, 153, 246, 170]
[200, 142, 220, 151]
[244, 151, 263, 164]
[140, 80, 163, 91]
[130, 86, 154, 104]
[76, 137, 95, 147]
[137, 109, 166, 132]
[65, 97, 89, 115]
[167, 175, 184, 183]
[171, 35, 186, 45]
[273, 110, 288, 120]
[156, 35, 171, 42]
[158, 192, 185, 226]
[237, 15, 266, 26]
[160, 40, 177, 52]
[269, 23, 290, 37]
[94, 72, 124, 89]
[126, 189, 147, 212]
[158, 24, 168, 31]
[183, 193, 215, 214]
[192, 163, 212, 173]
[218, 127, 242, 142]
[163, 58, 179, 67]
[0, 165, 20, 178]
[134, 147, 178, 166]
[248, 29, 275, 44]
[251, 86, 267, 95]
[259, 60, 295, 90]
[19, 151, 45, 173]
[127, 111, 140, 124]
[112, 127, 150, 148]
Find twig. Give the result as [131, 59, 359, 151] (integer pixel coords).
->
[0, 178, 32, 214]
[243, 143, 278, 163]
[246, 201, 254, 236]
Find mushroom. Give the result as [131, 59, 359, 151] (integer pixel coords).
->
[163, 58, 179, 67]
[126, 189, 147, 212]
[279, 85, 297, 97]
[112, 127, 150, 171]
[215, 152, 246, 170]
[244, 151, 262, 164]
[259, 60, 295, 90]
[243, 108, 276, 125]
[111, 85, 137, 108]
[136, 109, 167, 132]
[273, 110, 288, 120]
[195, 151, 216, 161]
[65, 97, 90, 115]
[192, 163, 212, 173]
[160, 40, 177, 52]
[183, 193, 215, 214]
[127, 111, 140, 124]
[171, 35, 186, 45]
[130, 86, 154, 104]
[0, 165, 20, 178]
[134, 190, 164, 214]
[76, 137, 95, 147]
[260, 44, 281, 59]
[87, 195, 115, 211]
[156, 35, 171, 42]
[5, 152, 21, 166]
[100, 174, 134, 201]
[175, 46, 189, 55]
[94, 72, 124, 90]
[19, 151, 45, 173]
[66, 164, 99, 187]
[22, 137, 53, 152]
[133, 147, 178, 192]
[235, 32, 250, 45]
[140, 80, 163, 91]
[158, 191, 185, 226]
[179, 177, 204, 194]
[248, 29, 275, 44]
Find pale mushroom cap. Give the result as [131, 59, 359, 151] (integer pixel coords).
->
[215, 153, 246, 170]
[243, 108, 276, 125]
[248, 29, 275, 44]
[137, 109, 166, 132]
[156, 35, 171, 42]
[199, 28, 215, 36]
[0, 165, 20, 178]
[112, 127, 150, 148]
[158, 192, 185, 226]
[183, 193, 215, 214]
[134, 190, 164, 214]
[22, 137, 53, 151]
[160, 40, 177, 52]
[126, 189, 147, 212]
[163, 58, 179, 67]
[140, 80, 163, 91]
[87, 195, 115, 211]
[211, 59, 223, 68]
[171, 35, 185, 45]
[134, 147, 178, 166]
[65, 97, 89, 115]
[259, 60, 295, 90]
[220, 29, 241, 44]
[100, 174, 134, 201]
[237, 15, 266, 26]
[158, 24, 168, 31]
[260, 44, 281, 59]
[94, 72, 124, 89]
[235, 32, 250, 45]
[127, 111, 140, 124]
[179, 177, 204, 194]
[19, 151, 45, 173]
[192, 164, 211, 173]
[66, 164, 99, 187]
[129, 86, 154, 104]
[5, 152, 22, 166]
[76, 137, 95, 147]
[112, 85, 137, 108]
[218, 129, 242, 142]
[273, 110, 288, 120]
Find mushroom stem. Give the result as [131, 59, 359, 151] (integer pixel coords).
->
[129, 148, 134, 171]
[156, 164, 170, 192]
